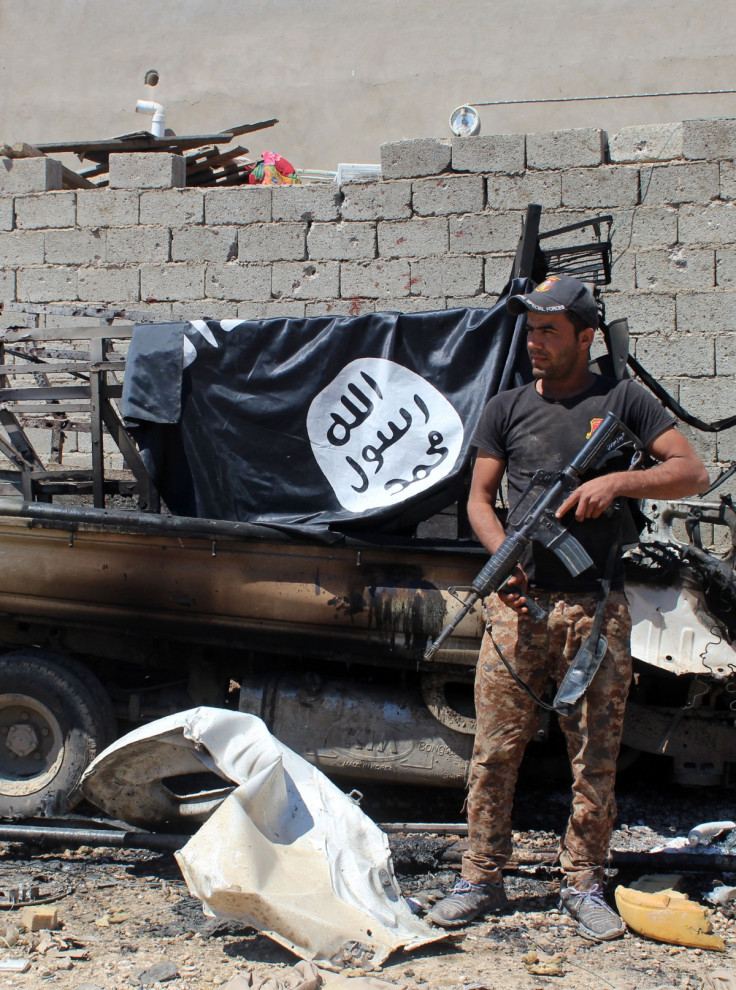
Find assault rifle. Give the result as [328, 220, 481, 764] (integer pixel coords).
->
[424, 411, 643, 662]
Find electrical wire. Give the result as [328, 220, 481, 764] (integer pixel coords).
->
[471, 89, 736, 107]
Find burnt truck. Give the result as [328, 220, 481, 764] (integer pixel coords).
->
[1, 209, 736, 821]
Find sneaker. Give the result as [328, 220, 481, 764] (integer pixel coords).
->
[426, 878, 507, 928]
[559, 883, 626, 941]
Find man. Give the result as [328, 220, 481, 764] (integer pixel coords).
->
[427, 274, 709, 940]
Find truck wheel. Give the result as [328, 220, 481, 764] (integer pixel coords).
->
[0, 653, 109, 818]
[32, 651, 117, 751]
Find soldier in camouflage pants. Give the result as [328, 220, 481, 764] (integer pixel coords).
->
[463, 590, 632, 890]
[427, 273, 708, 939]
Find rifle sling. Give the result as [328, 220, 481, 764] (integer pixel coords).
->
[487, 532, 620, 716]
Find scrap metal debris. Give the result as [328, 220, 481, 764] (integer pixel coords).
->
[2, 121, 279, 188]
[81, 707, 445, 969]
[0, 874, 70, 908]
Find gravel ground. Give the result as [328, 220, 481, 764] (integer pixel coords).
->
[0, 760, 734, 990]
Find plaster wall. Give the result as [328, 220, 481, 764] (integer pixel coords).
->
[1, 0, 735, 172]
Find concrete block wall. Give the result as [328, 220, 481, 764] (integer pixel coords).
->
[0, 117, 735, 491]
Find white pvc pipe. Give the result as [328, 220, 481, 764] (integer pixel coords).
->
[135, 99, 165, 138]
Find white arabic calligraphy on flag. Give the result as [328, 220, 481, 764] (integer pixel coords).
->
[307, 358, 464, 512]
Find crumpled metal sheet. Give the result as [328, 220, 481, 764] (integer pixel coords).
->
[81, 707, 444, 969]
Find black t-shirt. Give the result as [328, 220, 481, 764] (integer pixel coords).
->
[472, 376, 675, 591]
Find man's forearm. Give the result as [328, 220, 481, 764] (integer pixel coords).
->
[608, 454, 708, 500]
[467, 500, 508, 554]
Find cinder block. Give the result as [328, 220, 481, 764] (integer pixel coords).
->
[307, 221, 375, 260]
[484, 254, 516, 294]
[720, 161, 736, 202]
[24, 427, 52, 461]
[527, 128, 606, 170]
[449, 212, 523, 255]
[77, 266, 140, 302]
[340, 259, 410, 298]
[238, 300, 307, 319]
[678, 418, 717, 465]
[124, 301, 174, 321]
[677, 291, 736, 333]
[107, 227, 169, 263]
[642, 163, 720, 205]
[0, 307, 34, 329]
[340, 180, 412, 221]
[272, 261, 340, 300]
[608, 251, 636, 292]
[139, 189, 204, 226]
[375, 296, 446, 313]
[679, 202, 736, 244]
[272, 184, 340, 221]
[451, 134, 526, 174]
[446, 294, 498, 310]
[19, 903, 59, 931]
[43, 314, 116, 329]
[16, 265, 78, 302]
[626, 205, 679, 247]
[140, 263, 205, 301]
[0, 268, 15, 301]
[172, 301, 236, 322]
[603, 291, 675, 335]
[172, 226, 238, 262]
[561, 166, 639, 209]
[377, 218, 448, 258]
[14, 191, 76, 229]
[77, 189, 139, 227]
[0, 230, 45, 265]
[62, 427, 78, 454]
[636, 248, 715, 290]
[380, 138, 451, 179]
[109, 152, 185, 189]
[409, 256, 483, 297]
[717, 428, 736, 463]
[72, 429, 93, 457]
[683, 118, 736, 161]
[0, 157, 62, 193]
[204, 263, 271, 301]
[306, 299, 376, 317]
[412, 175, 485, 216]
[0, 197, 12, 231]
[609, 123, 683, 163]
[717, 247, 736, 287]
[445, 292, 498, 309]
[45, 228, 105, 265]
[102, 451, 125, 473]
[204, 186, 272, 225]
[635, 333, 715, 377]
[715, 333, 736, 374]
[239, 223, 306, 262]
[486, 171, 561, 210]
[679, 377, 733, 439]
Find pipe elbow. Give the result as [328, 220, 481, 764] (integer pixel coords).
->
[135, 100, 165, 138]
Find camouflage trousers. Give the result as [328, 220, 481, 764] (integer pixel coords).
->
[462, 590, 632, 890]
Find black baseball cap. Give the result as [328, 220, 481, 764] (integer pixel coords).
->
[507, 273, 599, 329]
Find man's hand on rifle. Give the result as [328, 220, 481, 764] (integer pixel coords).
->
[555, 474, 622, 522]
[555, 426, 711, 523]
[498, 564, 531, 615]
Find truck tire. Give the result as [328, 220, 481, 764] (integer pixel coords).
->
[0, 652, 110, 818]
[30, 651, 117, 751]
